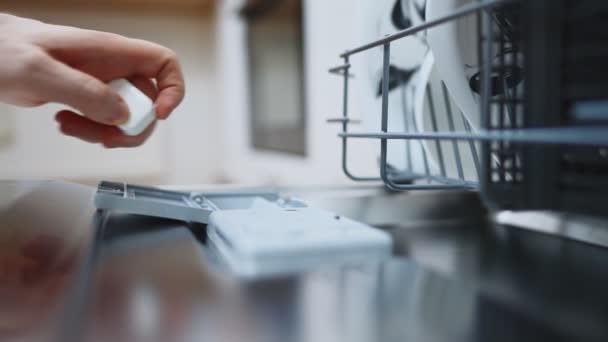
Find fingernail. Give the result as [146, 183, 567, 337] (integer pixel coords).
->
[154, 104, 170, 120]
[110, 113, 129, 125]
[112, 100, 131, 125]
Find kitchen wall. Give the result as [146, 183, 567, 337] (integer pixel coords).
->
[216, 0, 378, 186]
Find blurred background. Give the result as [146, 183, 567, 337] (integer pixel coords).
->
[0, 0, 379, 186]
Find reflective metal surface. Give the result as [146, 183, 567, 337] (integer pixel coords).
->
[0, 181, 97, 342]
[1, 181, 608, 342]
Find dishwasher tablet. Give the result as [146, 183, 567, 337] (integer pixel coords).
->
[108, 79, 156, 136]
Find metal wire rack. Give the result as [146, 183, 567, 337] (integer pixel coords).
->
[327, 0, 608, 213]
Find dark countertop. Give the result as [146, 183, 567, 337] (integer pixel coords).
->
[1, 181, 608, 342]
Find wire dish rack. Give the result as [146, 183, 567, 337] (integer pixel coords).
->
[327, 0, 608, 216]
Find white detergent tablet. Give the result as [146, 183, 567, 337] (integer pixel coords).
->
[108, 79, 156, 136]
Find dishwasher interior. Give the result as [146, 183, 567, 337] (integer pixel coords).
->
[322, 0, 608, 243]
[87, 0, 608, 339]
[93, 0, 608, 274]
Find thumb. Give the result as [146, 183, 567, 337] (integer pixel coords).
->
[34, 56, 129, 125]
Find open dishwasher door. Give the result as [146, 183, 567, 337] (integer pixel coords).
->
[2, 181, 608, 342]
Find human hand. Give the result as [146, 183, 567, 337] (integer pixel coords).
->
[0, 14, 185, 148]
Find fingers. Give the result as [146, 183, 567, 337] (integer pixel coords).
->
[56, 110, 156, 148]
[32, 55, 130, 126]
[56, 110, 109, 143]
[39, 28, 185, 119]
[145, 49, 184, 119]
[104, 122, 156, 148]
[55, 76, 157, 148]
[111, 39, 184, 119]
[126, 75, 158, 100]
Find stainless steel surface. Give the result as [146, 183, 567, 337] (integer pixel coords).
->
[496, 211, 608, 249]
[2, 181, 608, 341]
[0, 181, 98, 342]
[86, 188, 608, 342]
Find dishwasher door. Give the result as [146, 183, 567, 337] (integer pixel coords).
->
[3, 181, 608, 342]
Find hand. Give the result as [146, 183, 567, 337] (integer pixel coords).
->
[0, 14, 185, 148]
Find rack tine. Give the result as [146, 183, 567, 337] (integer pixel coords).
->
[328, 64, 354, 78]
[503, 78, 516, 127]
[480, 5, 495, 192]
[413, 87, 433, 183]
[499, 25, 506, 128]
[498, 30, 510, 183]
[481, 8, 494, 130]
[428, 84, 447, 177]
[421, 137, 432, 184]
[379, 43, 391, 185]
[441, 83, 466, 180]
[401, 86, 413, 172]
[502, 78, 517, 183]
[499, 30, 516, 128]
[328, 63, 351, 73]
[462, 111, 482, 180]
[327, 117, 361, 124]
